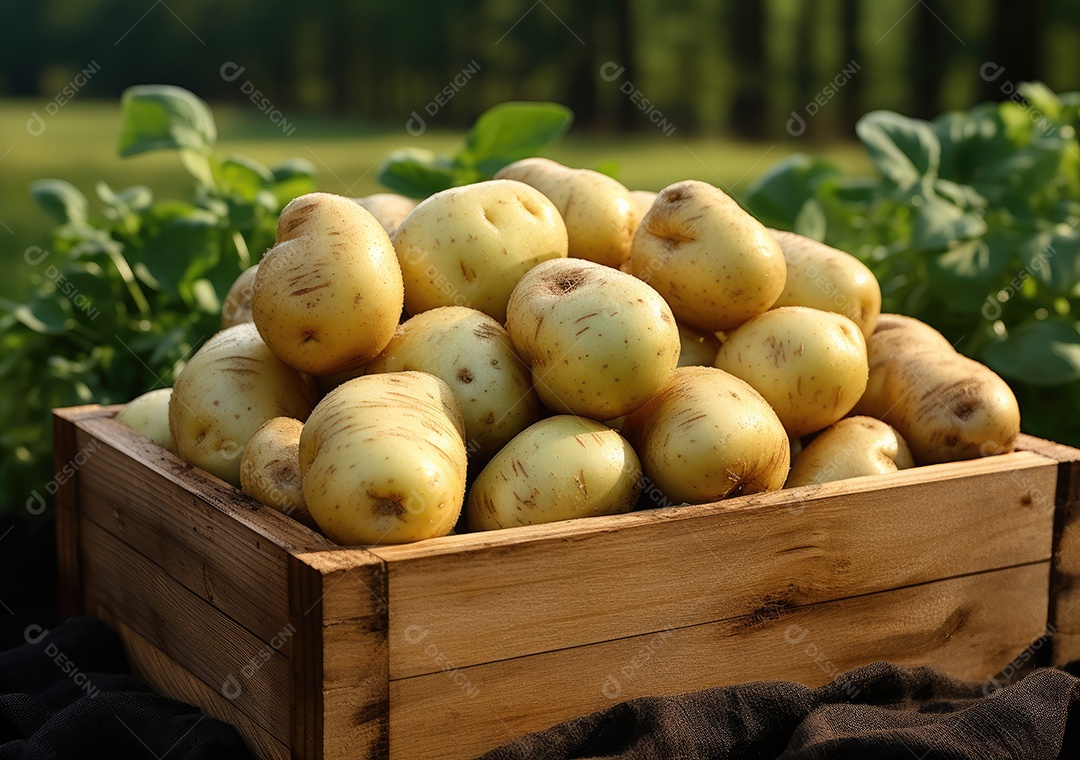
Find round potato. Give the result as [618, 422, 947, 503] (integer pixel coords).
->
[494, 157, 640, 268]
[240, 417, 316, 528]
[628, 179, 786, 331]
[353, 193, 418, 237]
[253, 192, 404, 376]
[467, 416, 641, 531]
[622, 366, 790, 504]
[786, 416, 914, 487]
[116, 388, 177, 454]
[392, 179, 567, 323]
[367, 307, 540, 463]
[221, 265, 258, 329]
[300, 371, 467, 545]
[769, 229, 881, 337]
[677, 322, 721, 367]
[169, 324, 317, 486]
[714, 307, 868, 438]
[506, 258, 680, 420]
[630, 190, 658, 220]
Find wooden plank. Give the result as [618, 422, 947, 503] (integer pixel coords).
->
[373, 452, 1056, 678]
[111, 618, 289, 760]
[72, 409, 332, 648]
[1016, 433, 1080, 665]
[80, 518, 292, 744]
[388, 562, 1049, 760]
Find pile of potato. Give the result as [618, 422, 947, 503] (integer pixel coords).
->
[118, 158, 1021, 546]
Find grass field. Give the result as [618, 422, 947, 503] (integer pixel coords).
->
[0, 100, 870, 302]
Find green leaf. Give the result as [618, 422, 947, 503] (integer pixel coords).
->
[793, 199, 827, 241]
[270, 158, 317, 183]
[742, 154, 840, 230]
[910, 187, 987, 250]
[925, 237, 1009, 310]
[217, 155, 275, 200]
[377, 148, 458, 198]
[982, 318, 1080, 385]
[118, 85, 217, 157]
[856, 111, 940, 189]
[461, 102, 573, 175]
[29, 179, 88, 225]
[1019, 225, 1080, 295]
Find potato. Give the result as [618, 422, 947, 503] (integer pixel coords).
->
[622, 366, 789, 504]
[628, 180, 786, 331]
[506, 258, 680, 420]
[116, 388, 177, 454]
[786, 416, 914, 487]
[392, 179, 567, 323]
[169, 324, 317, 486]
[677, 322, 721, 367]
[221, 265, 257, 329]
[467, 416, 641, 530]
[239, 417, 316, 528]
[768, 229, 881, 337]
[300, 371, 467, 545]
[312, 365, 367, 398]
[853, 314, 1021, 463]
[495, 157, 639, 268]
[353, 193, 417, 237]
[253, 192, 404, 376]
[713, 306, 868, 437]
[630, 190, 658, 220]
[367, 306, 540, 462]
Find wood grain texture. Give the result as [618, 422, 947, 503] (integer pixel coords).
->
[373, 452, 1056, 679]
[388, 562, 1049, 760]
[1016, 433, 1080, 665]
[80, 518, 291, 743]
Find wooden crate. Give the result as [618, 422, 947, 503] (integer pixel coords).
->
[55, 404, 1077, 760]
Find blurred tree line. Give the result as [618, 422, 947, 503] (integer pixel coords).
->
[4, 0, 1080, 137]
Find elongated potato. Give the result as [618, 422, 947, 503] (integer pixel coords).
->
[786, 416, 914, 487]
[495, 157, 640, 268]
[622, 366, 790, 504]
[116, 388, 177, 454]
[392, 179, 567, 323]
[714, 306, 868, 437]
[629, 180, 786, 331]
[768, 230, 881, 337]
[253, 192, 404, 376]
[300, 371, 467, 545]
[467, 416, 641, 530]
[853, 314, 1021, 463]
[506, 258, 680, 420]
[677, 322, 721, 367]
[169, 324, 317, 486]
[353, 193, 417, 237]
[221, 265, 258, 329]
[239, 417, 316, 528]
[367, 306, 540, 462]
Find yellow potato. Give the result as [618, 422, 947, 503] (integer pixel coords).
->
[115, 388, 177, 454]
[630, 190, 658, 220]
[495, 157, 640, 268]
[714, 306, 868, 438]
[786, 416, 914, 487]
[239, 417, 316, 528]
[253, 192, 404, 376]
[353, 193, 418, 237]
[677, 322, 721, 367]
[467, 416, 641, 530]
[768, 229, 881, 337]
[221, 265, 258, 329]
[629, 179, 786, 331]
[300, 371, 467, 545]
[392, 179, 567, 323]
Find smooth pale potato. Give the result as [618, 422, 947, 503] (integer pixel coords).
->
[495, 157, 640, 268]
[221, 265, 258, 329]
[769, 229, 882, 337]
[169, 324, 317, 486]
[253, 192, 404, 376]
[628, 179, 786, 331]
[467, 416, 641, 530]
[854, 314, 1021, 463]
[392, 179, 567, 323]
[630, 190, 658, 221]
[312, 365, 367, 398]
[367, 306, 540, 462]
[353, 193, 418, 237]
[714, 306, 868, 438]
[506, 258, 680, 420]
[116, 388, 177, 454]
[622, 366, 789, 504]
[300, 371, 467, 545]
[239, 417, 316, 528]
[677, 322, 721, 367]
[786, 416, 914, 487]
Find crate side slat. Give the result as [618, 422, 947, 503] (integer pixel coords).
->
[376, 455, 1056, 679]
[388, 562, 1049, 760]
[53, 408, 101, 617]
[80, 518, 291, 743]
